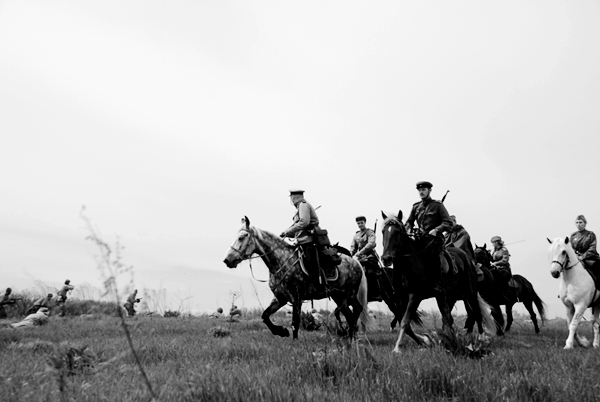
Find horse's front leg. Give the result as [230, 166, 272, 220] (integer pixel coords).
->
[435, 291, 454, 330]
[261, 297, 290, 338]
[291, 298, 302, 340]
[565, 303, 588, 349]
[505, 303, 514, 332]
[393, 293, 427, 353]
[592, 306, 600, 348]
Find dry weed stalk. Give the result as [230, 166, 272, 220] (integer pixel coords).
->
[81, 207, 157, 401]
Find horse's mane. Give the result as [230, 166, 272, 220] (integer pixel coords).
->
[247, 225, 290, 248]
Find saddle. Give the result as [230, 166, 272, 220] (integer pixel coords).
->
[581, 264, 600, 307]
[440, 249, 458, 275]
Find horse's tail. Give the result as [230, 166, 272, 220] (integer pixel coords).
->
[477, 293, 496, 333]
[357, 263, 377, 331]
[529, 284, 547, 323]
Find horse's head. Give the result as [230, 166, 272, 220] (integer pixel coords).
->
[381, 210, 405, 267]
[474, 243, 491, 266]
[548, 236, 574, 278]
[223, 216, 258, 268]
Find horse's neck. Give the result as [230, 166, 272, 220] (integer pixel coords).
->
[253, 228, 295, 273]
[558, 246, 594, 290]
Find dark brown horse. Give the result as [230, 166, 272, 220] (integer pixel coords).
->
[474, 245, 546, 334]
[332, 244, 420, 331]
[381, 212, 495, 353]
[223, 217, 376, 339]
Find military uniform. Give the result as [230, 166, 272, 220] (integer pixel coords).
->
[405, 181, 453, 291]
[281, 190, 323, 287]
[57, 282, 74, 317]
[0, 290, 15, 319]
[124, 291, 140, 316]
[571, 229, 600, 273]
[445, 224, 475, 260]
[351, 223, 382, 301]
[281, 200, 320, 240]
[405, 198, 453, 236]
[351, 228, 376, 262]
[490, 237, 513, 294]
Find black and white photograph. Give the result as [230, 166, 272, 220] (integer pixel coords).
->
[1, 1, 600, 401]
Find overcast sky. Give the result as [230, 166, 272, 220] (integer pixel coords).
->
[1, 1, 599, 317]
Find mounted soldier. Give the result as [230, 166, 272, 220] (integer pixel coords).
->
[490, 235, 513, 295]
[444, 215, 475, 260]
[570, 215, 600, 276]
[350, 216, 382, 302]
[404, 181, 454, 292]
[280, 189, 340, 290]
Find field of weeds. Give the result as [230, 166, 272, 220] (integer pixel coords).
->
[1, 310, 600, 402]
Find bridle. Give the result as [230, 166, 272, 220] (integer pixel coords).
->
[229, 228, 298, 283]
[551, 252, 579, 273]
[382, 219, 437, 258]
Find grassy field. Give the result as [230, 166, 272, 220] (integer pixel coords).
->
[1, 309, 600, 402]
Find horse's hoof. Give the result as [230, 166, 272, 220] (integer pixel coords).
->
[564, 344, 573, 350]
[392, 348, 401, 354]
[279, 328, 290, 338]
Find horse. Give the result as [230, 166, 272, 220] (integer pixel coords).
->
[474, 245, 546, 334]
[332, 244, 420, 331]
[548, 236, 600, 349]
[223, 217, 376, 340]
[380, 211, 495, 353]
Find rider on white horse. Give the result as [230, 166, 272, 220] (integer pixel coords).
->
[571, 214, 600, 276]
[549, 236, 600, 349]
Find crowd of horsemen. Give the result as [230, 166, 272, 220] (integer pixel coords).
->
[280, 182, 600, 301]
[3, 181, 598, 326]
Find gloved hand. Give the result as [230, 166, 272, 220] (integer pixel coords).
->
[280, 232, 286, 238]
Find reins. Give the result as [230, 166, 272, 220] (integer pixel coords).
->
[383, 220, 438, 258]
[230, 228, 300, 283]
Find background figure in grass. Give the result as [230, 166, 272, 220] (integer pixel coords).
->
[10, 307, 49, 328]
[56, 279, 74, 317]
[570, 215, 600, 276]
[209, 307, 223, 318]
[27, 293, 54, 315]
[0, 288, 18, 319]
[229, 305, 241, 322]
[350, 215, 382, 302]
[124, 289, 141, 317]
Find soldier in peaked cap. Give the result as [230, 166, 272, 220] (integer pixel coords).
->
[350, 216, 382, 302]
[405, 181, 453, 292]
[280, 189, 323, 288]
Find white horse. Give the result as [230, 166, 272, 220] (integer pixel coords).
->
[548, 237, 600, 349]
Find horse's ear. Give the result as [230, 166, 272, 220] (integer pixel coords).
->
[243, 216, 250, 229]
[474, 243, 478, 248]
[397, 210, 403, 221]
[547, 238, 552, 244]
[381, 211, 387, 220]
[565, 236, 569, 244]
[482, 243, 486, 249]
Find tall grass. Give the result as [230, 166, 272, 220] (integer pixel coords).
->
[1, 311, 598, 402]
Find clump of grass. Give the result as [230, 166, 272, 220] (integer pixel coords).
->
[300, 311, 321, 331]
[209, 326, 231, 338]
[164, 310, 181, 318]
[436, 327, 492, 359]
